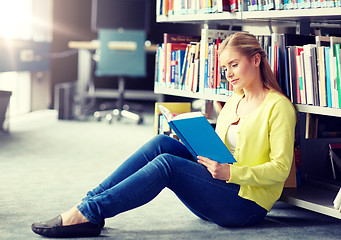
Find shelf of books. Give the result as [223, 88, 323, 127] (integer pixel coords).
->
[156, 1, 341, 24]
[155, 31, 341, 112]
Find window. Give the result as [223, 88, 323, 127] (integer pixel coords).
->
[0, 0, 53, 116]
[0, 0, 52, 41]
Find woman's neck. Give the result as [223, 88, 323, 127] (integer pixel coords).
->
[242, 82, 269, 103]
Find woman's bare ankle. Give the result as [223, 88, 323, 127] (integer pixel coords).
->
[60, 206, 89, 226]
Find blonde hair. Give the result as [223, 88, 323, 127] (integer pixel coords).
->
[218, 32, 283, 94]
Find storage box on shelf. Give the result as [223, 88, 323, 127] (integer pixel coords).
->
[154, 2, 341, 219]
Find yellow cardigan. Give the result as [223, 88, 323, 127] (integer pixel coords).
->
[215, 90, 296, 211]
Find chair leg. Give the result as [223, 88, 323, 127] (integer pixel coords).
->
[93, 77, 144, 124]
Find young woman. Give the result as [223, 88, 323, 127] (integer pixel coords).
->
[32, 32, 296, 238]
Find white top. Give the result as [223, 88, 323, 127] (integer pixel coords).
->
[226, 124, 238, 156]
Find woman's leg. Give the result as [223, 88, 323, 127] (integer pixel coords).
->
[82, 135, 194, 200]
[78, 151, 266, 227]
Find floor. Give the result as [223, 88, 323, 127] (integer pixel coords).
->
[0, 109, 341, 240]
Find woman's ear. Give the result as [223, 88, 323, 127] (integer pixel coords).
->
[253, 53, 261, 67]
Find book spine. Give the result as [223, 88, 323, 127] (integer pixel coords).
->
[335, 44, 341, 108]
[170, 50, 177, 88]
[325, 47, 333, 107]
[318, 46, 327, 107]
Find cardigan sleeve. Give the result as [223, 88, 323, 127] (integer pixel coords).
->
[228, 98, 296, 186]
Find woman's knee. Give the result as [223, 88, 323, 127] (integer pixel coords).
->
[151, 153, 183, 173]
[152, 134, 175, 145]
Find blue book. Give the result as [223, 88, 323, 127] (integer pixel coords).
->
[325, 47, 332, 108]
[158, 105, 236, 164]
[170, 50, 176, 87]
[177, 50, 186, 89]
[284, 48, 290, 98]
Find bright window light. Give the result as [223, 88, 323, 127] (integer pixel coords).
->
[0, 0, 33, 40]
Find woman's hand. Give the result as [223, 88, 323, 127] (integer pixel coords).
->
[197, 156, 231, 181]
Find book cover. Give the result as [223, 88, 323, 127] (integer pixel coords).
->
[334, 43, 341, 108]
[170, 50, 177, 88]
[310, 45, 320, 106]
[318, 46, 327, 107]
[180, 44, 191, 90]
[185, 43, 197, 91]
[287, 46, 298, 103]
[300, 51, 307, 105]
[284, 47, 290, 98]
[176, 49, 186, 89]
[330, 37, 341, 108]
[192, 42, 201, 92]
[329, 46, 338, 108]
[295, 47, 305, 104]
[325, 46, 333, 108]
[216, 0, 231, 11]
[158, 105, 236, 164]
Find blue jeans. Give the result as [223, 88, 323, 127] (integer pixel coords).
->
[78, 135, 267, 227]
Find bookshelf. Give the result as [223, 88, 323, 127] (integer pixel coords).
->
[154, 4, 341, 219]
[156, 8, 341, 25]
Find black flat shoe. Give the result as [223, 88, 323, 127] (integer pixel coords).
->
[31, 215, 102, 238]
[100, 219, 105, 228]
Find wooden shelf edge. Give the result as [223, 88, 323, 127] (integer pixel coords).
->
[154, 86, 231, 102]
[280, 183, 341, 219]
[156, 12, 242, 23]
[294, 104, 341, 117]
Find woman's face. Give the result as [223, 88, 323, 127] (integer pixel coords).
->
[219, 47, 260, 92]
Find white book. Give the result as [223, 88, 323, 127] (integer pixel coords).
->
[318, 46, 327, 107]
[329, 46, 338, 108]
[303, 44, 315, 105]
[156, 0, 161, 16]
[298, 53, 307, 105]
[199, 29, 234, 93]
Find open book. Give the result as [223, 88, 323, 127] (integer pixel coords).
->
[158, 105, 236, 164]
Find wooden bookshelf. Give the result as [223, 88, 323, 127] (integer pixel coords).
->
[155, 4, 341, 219]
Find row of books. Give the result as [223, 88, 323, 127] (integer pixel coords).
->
[155, 30, 237, 96]
[155, 30, 341, 109]
[248, 0, 341, 11]
[156, 0, 341, 16]
[275, 34, 341, 109]
[156, 0, 242, 15]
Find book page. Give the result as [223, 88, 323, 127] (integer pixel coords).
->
[172, 111, 203, 121]
[158, 105, 173, 121]
[158, 104, 203, 121]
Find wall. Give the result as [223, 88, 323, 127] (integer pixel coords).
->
[50, 0, 96, 107]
